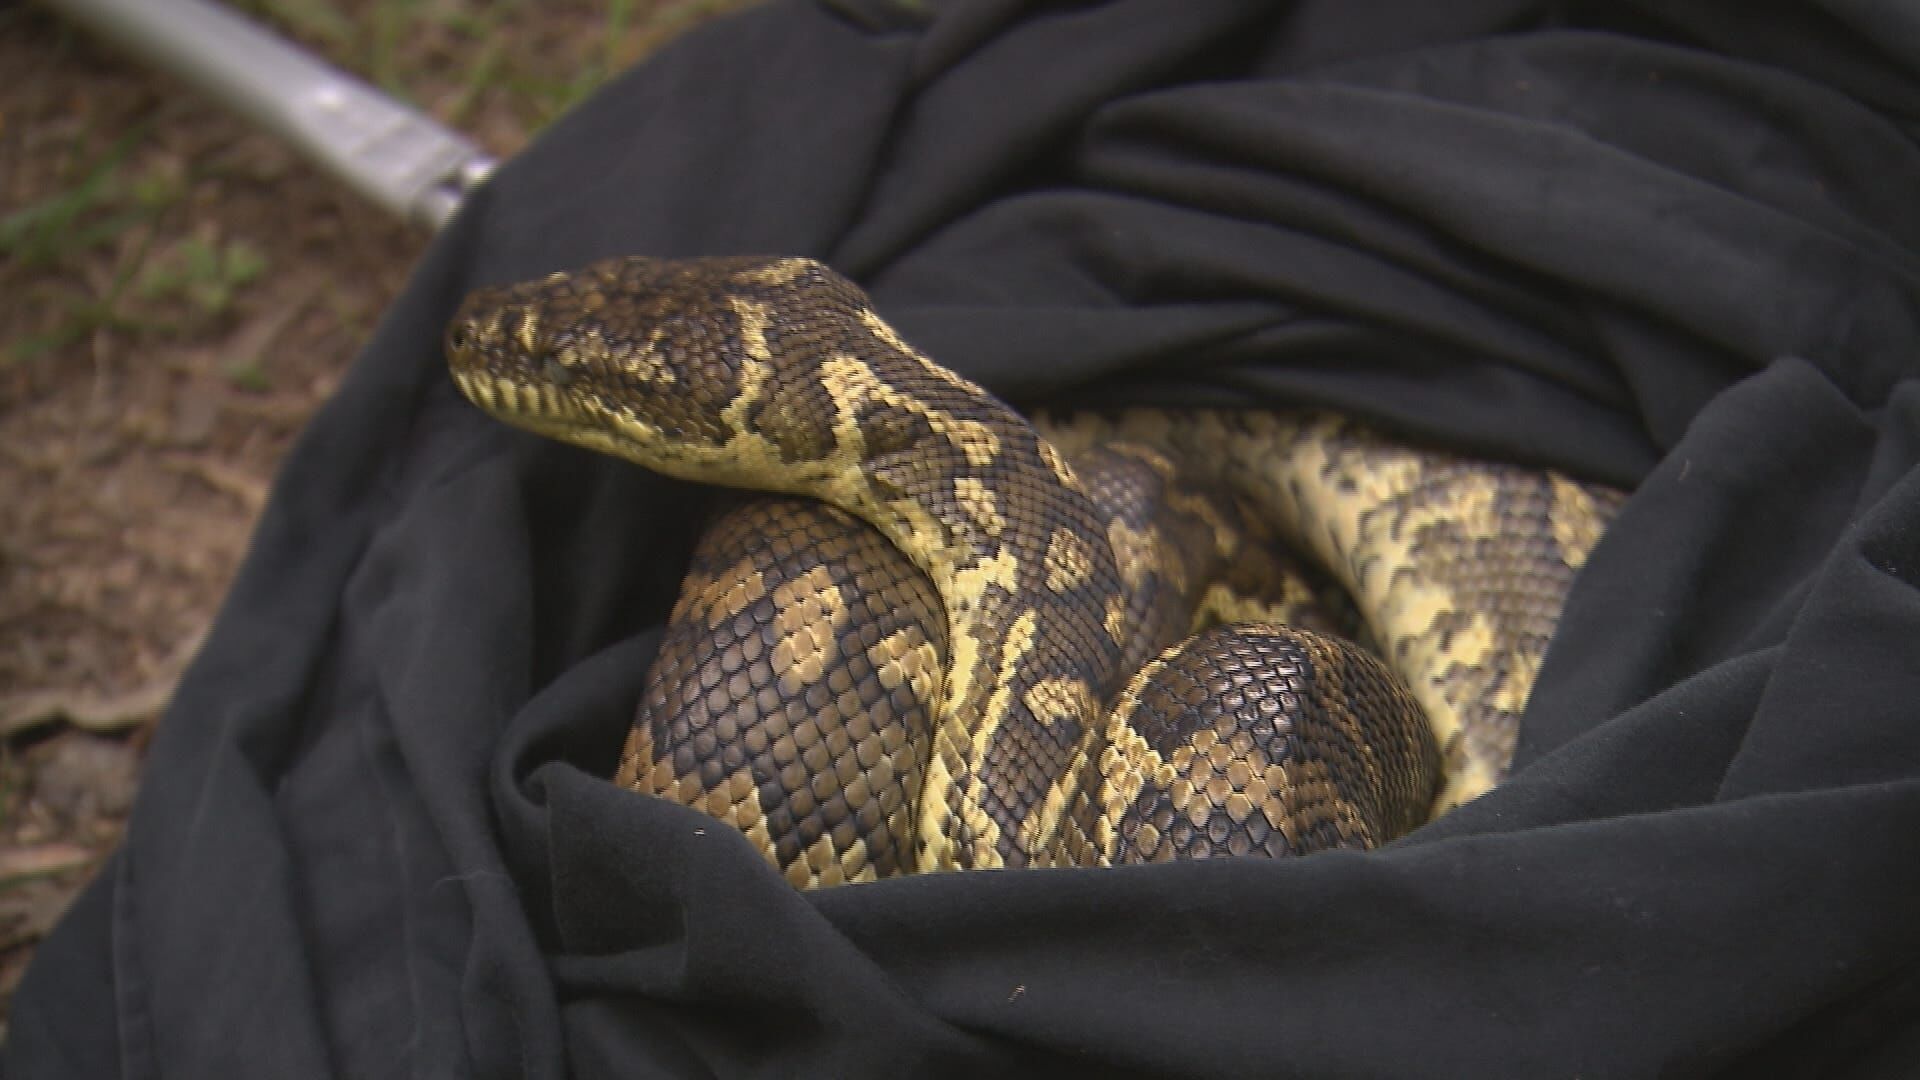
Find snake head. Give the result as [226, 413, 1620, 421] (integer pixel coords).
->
[445, 255, 870, 471]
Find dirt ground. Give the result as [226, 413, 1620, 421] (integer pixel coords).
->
[0, 0, 743, 1033]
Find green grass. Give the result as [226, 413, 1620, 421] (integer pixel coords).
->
[4, 0, 753, 367]
[443, 13, 510, 127]
[137, 234, 270, 320]
[467, 0, 755, 128]
[0, 126, 190, 364]
[1, 204, 271, 366]
[0, 120, 230, 364]
[0, 126, 156, 270]
[222, 357, 274, 392]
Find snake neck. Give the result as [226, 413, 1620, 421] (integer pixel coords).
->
[770, 345, 1133, 870]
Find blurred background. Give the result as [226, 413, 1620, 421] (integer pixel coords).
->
[0, 0, 747, 1030]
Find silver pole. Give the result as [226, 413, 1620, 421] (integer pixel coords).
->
[37, 0, 497, 230]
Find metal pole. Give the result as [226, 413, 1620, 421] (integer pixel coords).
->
[37, 0, 497, 230]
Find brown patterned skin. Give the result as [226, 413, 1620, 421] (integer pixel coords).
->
[611, 445, 1392, 886]
[1039, 410, 1625, 813]
[1068, 623, 1435, 862]
[611, 496, 945, 888]
[448, 255, 1619, 881]
[449, 256, 1133, 872]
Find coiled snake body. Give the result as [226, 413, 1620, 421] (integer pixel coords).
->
[447, 256, 1622, 887]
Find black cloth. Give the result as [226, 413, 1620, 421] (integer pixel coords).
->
[10, 1, 1920, 1076]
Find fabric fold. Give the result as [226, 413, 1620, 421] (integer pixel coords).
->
[9, 1, 1919, 1076]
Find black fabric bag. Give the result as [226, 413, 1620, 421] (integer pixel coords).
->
[10, 2, 1920, 1076]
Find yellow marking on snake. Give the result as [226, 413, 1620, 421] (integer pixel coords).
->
[741, 258, 820, 287]
[1550, 473, 1613, 567]
[1104, 593, 1129, 646]
[819, 355, 1001, 470]
[859, 308, 991, 399]
[1039, 438, 1079, 490]
[868, 628, 942, 700]
[955, 477, 1005, 537]
[1023, 675, 1099, 731]
[770, 565, 847, 691]
[1106, 519, 1158, 593]
[595, 326, 674, 384]
[1044, 527, 1098, 593]
[673, 554, 767, 631]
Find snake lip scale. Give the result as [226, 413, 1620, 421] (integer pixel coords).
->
[447, 254, 1620, 887]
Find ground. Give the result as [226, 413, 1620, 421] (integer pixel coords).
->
[0, 0, 746, 1033]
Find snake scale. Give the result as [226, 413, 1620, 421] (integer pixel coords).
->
[447, 255, 1624, 888]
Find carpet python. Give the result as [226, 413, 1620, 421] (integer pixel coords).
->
[447, 256, 1624, 888]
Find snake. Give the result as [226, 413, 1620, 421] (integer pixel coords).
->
[446, 255, 1624, 887]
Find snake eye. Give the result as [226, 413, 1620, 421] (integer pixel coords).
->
[542, 355, 573, 386]
[447, 324, 470, 351]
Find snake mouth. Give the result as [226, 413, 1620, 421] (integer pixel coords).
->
[451, 369, 600, 440]
[449, 368, 664, 469]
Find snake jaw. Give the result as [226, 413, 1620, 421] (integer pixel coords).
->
[449, 360, 677, 475]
